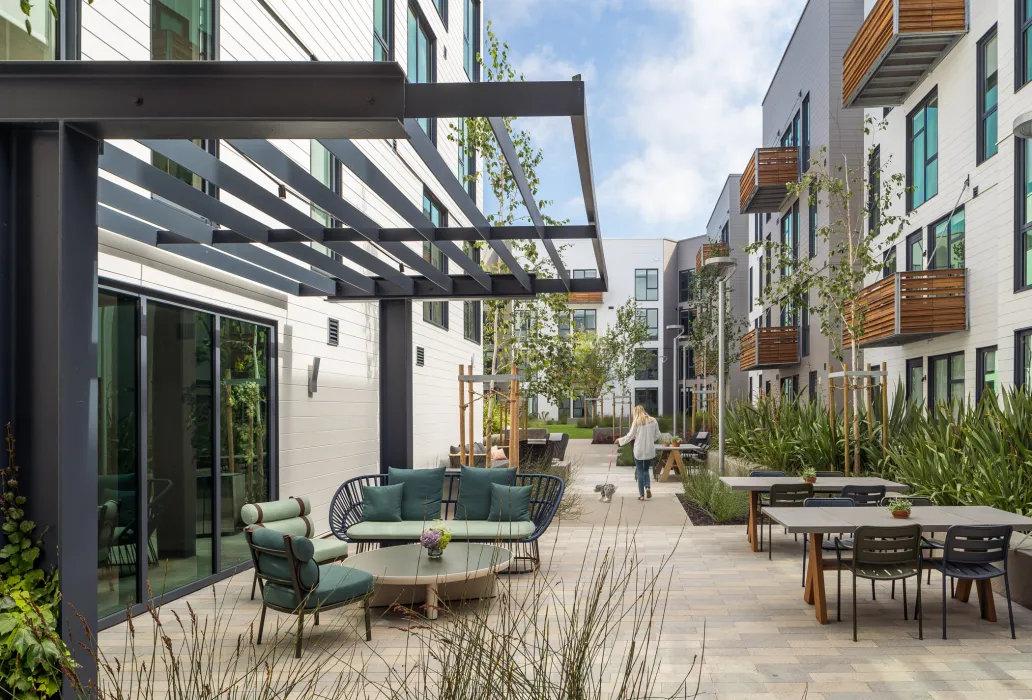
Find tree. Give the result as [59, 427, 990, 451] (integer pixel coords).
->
[684, 252, 745, 391]
[746, 117, 911, 469]
[449, 23, 575, 431]
[569, 300, 650, 421]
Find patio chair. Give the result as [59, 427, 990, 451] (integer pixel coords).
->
[551, 432, 570, 461]
[815, 471, 843, 478]
[836, 524, 923, 641]
[800, 497, 854, 587]
[747, 471, 786, 545]
[761, 482, 812, 559]
[245, 526, 374, 658]
[927, 525, 1015, 639]
[840, 484, 885, 507]
[876, 496, 943, 593]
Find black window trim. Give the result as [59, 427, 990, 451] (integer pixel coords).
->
[373, 0, 395, 61]
[927, 350, 964, 407]
[463, 0, 480, 82]
[801, 93, 810, 172]
[1016, 135, 1032, 292]
[1016, 326, 1032, 388]
[975, 344, 998, 403]
[977, 24, 999, 165]
[905, 356, 924, 405]
[926, 205, 965, 271]
[430, 0, 447, 28]
[1018, 0, 1032, 92]
[906, 87, 939, 212]
[634, 268, 660, 302]
[906, 229, 924, 271]
[407, 2, 438, 145]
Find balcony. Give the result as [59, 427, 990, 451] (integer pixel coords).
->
[739, 147, 798, 214]
[843, 0, 968, 108]
[740, 327, 800, 371]
[695, 243, 729, 273]
[846, 269, 967, 348]
[567, 292, 603, 304]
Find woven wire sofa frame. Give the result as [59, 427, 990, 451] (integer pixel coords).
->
[329, 472, 565, 573]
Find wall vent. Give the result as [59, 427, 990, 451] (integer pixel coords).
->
[416, 346, 425, 367]
[327, 318, 339, 346]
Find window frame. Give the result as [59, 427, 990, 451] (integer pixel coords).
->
[906, 357, 924, 405]
[636, 308, 659, 341]
[807, 370, 817, 402]
[808, 185, 817, 259]
[635, 348, 660, 381]
[1016, 326, 1032, 389]
[407, 5, 437, 144]
[868, 145, 881, 237]
[463, 0, 480, 82]
[1016, 136, 1032, 292]
[633, 388, 659, 417]
[572, 308, 597, 334]
[634, 268, 660, 302]
[463, 243, 481, 343]
[421, 189, 449, 329]
[801, 291, 810, 357]
[928, 351, 964, 407]
[430, 0, 447, 27]
[976, 345, 998, 403]
[1017, 0, 1032, 91]
[977, 25, 999, 164]
[906, 230, 924, 271]
[373, 0, 394, 61]
[927, 207, 965, 271]
[748, 267, 754, 311]
[906, 88, 939, 211]
[801, 93, 810, 170]
[678, 269, 694, 303]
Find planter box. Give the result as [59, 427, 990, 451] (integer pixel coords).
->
[992, 534, 1032, 608]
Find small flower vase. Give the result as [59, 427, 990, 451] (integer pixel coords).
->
[427, 546, 444, 559]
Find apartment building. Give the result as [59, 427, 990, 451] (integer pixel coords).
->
[739, 0, 865, 403]
[850, 0, 1032, 403]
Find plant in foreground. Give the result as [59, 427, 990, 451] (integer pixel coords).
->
[887, 497, 912, 519]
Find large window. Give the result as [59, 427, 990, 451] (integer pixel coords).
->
[635, 268, 659, 301]
[636, 308, 659, 341]
[463, 244, 481, 343]
[1018, 138, 1032, 290]
[907, 90, 938, 210]
[801, 93, 810, 170]
[635, 349, 659, 381]
[748, 267, 754, 311]
[928, 208, 965, 270]
[906, 357, 924, 405]
[781, 375, 798, 400]
[573, 309, 596, 333]
[929, 351, 964, 406]
[807, 370, 817, 403]
[97, 287, 274, 623]
[781, 202, 799, 275]
[634, 388, 659, 417]
[906, 230, 924, 271]
[1020, 0, 1032, 90]
[808, 186, 817, 259]
[374, 0, 393, 60]
[720, 222, 729, 245]
[422, 191, 448, 328]
[561, 397, 585, 420]
[310, 142, 344, 262]
[407, 7, 435, 142]
[679, 269, 694, 303]
[883, 247, 897, 277]
[801, 291, 810, 357]
[431, 0, 446, 23]
[463, 0, 480, 80]
[978, 27, 999, 163]
[1018, 328, 1032, 389]
[573, 269, 597, 279]
[976, 345, 998, 402]
[2, 0, 54, 58]
[868, 146, 881, 236]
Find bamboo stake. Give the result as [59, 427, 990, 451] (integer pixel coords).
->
[865, 373, 873, 439]
[881, 361, 889, 459]
[843, 364, 851, 477]
[458, 364, 467, 467]
[467, 364, 474, 467]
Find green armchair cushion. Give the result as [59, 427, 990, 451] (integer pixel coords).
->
[387, 466, 446, 521]
[487, 484, 532, 522]
[361, 483, 405, 522]
[241, 496, 312, 525]
[264, 565, 373, 611]
[455, 466, 516, 520]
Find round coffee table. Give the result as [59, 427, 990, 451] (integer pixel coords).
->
[343, 543, 511, 620]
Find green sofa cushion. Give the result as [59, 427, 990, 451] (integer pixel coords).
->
[346, 519, 533, 541]
[361, 483, 404, 522]
[388, 467, 446, 522]
[488, 484, 532, 522]
[264, 565, 373, 611]
[455, 466, 515, 521]
[310, 537, 348, 563]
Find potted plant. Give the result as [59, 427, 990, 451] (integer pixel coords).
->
[420, 520, 452, 559]
[801, 467, 817, 484]
[671, 436, 682, 447]
[888, 497, 912, 519]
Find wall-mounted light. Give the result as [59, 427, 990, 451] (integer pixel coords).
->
[308, 357, 321, 396]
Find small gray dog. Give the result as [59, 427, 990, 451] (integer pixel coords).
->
[594, 483, 617, 502]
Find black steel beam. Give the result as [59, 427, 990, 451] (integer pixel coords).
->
[402, 118, 532, 290]
[318, 138, 492, 290]
[404, 81, 586, 118]
[379, 300, 413, 471]
[487, 116, 569, 289]
[571, 111, 608, 289]
[0, 62, 408, 140]
[329, 274, 605, 301]
[216, 223, 597, 243]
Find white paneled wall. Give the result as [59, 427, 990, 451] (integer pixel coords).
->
[87, 0, 484, 533]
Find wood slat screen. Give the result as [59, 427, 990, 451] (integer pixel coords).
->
[740, 329, 757, 371]
[846, 268, 966, 346]
[568, 292, 603, 304]
[896, 0, 967, 33]
[845, 274, 896, 346]
[740, 326, 799, 370]
[755, 147, 799, 186]
[739, 150, 758, 214]
[696, 242, 729, 273]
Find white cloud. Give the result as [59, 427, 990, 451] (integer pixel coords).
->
[600, 0, 807, 229]
[511, 46, 597, 150]
[489, 0, 623, 32]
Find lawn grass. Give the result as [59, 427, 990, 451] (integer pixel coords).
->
[537, 424, 595, 439]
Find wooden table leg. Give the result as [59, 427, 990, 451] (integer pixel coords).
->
[803, 534, 829, 624]
[976, 580, 998, 622]
[672, 450, 684, 478]
[660, 452, 674, 482]
[954, 579, 972, 602]
[748, 491, 759, 551]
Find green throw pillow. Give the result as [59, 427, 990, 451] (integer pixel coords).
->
[456, 466, 516, 520]
[487, 483, 532, 522]
[387, 466, 446, 521]
[361, 483, 404, 522]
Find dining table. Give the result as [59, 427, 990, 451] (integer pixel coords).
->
[654, 444, 706, 481]
[761, 505, 1032, 625]
[719, 476, 908, 553]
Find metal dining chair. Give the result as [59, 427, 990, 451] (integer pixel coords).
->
[762, 483, 813, 560]
[927, 525, 1015, 640]
[748, 471, 786, 547]
[840, 484, 886, 507]
[836, 524, 923, 641]
[800, 497, 854, 587]
[876, 496, 943, 593]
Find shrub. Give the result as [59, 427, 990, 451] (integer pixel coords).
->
[681, 470, 749, 523]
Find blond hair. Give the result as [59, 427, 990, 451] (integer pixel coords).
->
[633, 404, 653, 427]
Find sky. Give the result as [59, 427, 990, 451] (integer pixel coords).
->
[483, 0, 809, 241]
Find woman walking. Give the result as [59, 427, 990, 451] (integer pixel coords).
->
[617, 405, 672, 501]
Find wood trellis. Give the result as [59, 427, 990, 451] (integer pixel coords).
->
[827, 362, 889, 476]
[457, 365, 522, 468]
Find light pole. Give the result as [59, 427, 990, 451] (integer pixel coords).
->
[666, 324, 685, 438]
[703, 256, 737, 475]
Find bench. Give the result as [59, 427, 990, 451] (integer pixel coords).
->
[328, 471, 564, 573]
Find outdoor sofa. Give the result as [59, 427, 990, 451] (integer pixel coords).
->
[329, 466, 564, 572]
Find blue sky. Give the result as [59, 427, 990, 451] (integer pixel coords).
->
[483, 0, 808, 240]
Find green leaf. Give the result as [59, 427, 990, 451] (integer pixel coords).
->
[0, 613, 18, 635]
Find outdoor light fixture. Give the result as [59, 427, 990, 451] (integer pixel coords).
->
[703, 256, 737, 475]
[308, 357, 321, 396]
[1014, 111, 1032, 139]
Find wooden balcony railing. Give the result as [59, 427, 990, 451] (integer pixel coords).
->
[844, 268, 967, 348]
[567, 292, 603, 304]
[739, 147, 799, 214]
[695, 242, 729, 273]
[740, 326, 800, 371]
[843, 0, 968, 107]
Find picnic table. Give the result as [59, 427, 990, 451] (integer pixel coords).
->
[654, 445, 706, 482]
[761, 505, 1032, 625]
[719, 476, 908, 553]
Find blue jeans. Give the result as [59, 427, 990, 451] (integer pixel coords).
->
[635, 459, 652, 496]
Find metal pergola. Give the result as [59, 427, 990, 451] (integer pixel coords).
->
[0, 60, 607, 687]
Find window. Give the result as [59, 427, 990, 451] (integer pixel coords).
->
[2, 0, 55, 59]
[928, 352, 964, 406]
[374, 0, 393, 60]
[456, 117, 476, 199]
[928, 208, 965, 270]
[1018, 328, 1032, 388]
[463, 0, 480, 81]
[562, 397, 585, 420]
[808, 186, 817, 259]
[635, 268, 659, 301]
[781, 202, 798, 276]
[1019, 0, 1032, 90]
[976, 346, 997, 402]
[978, 27, 999, 163]
[558, 315, 570, 338]
[906, 230, 924, 271]
[907, 90, 938, 210]
[634, 388, 659, 416]
[748, 268, 754, 311]
[801, 291, 810, 357]
[765, 308, 772, 328]
[636, 308, 659, 341]
[635, 349, 659, 381]
[573, 269, 597, 279]
[868, 146, 881, 236]
[463, 244, 481, 343]
[781, 375, 798, 400]
[679, 308, 692, 334]
[720, 222, 729, 245]
[310, 142, 344, 262]
[754, 213, 761, 243]
[781, 110, 800, 149]
[780, 299, 796, 328]
[431, 0, 446, 24]
[422, 192, 448, 328]
[808, 370, 817, 402]
[1018, 138, 1032, 289]
[765, 236, 772, 288]
[749, 377, 754, 401]
[678, 270, 694, 303]
[883, 247, 897, 277]
[906, 358, 924, 405]
[573, 309, 596, 334]
[801, 93, 810, 169]
[407, 7, 436, 142]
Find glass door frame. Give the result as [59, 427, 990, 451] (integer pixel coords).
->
[98, 279, 278, 629]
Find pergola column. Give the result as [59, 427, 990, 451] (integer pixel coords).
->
[379, 299, 413, 472]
